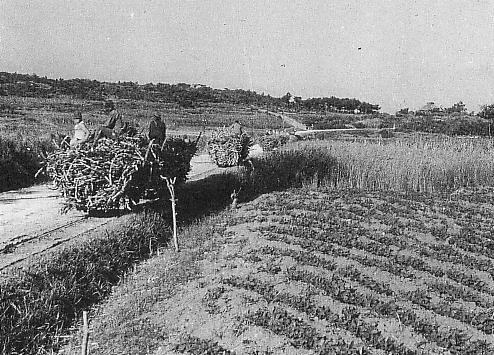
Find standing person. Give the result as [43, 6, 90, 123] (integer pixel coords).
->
[148, 113, 167, 145]
[230, 120, 243, 135]
[69, 111, 90, 147]
[93, 100, 124, 146]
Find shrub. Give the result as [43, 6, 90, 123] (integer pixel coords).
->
[0, 135, 55, 192]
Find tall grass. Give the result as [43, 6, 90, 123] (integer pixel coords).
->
[0, 212, 169, 354]
[250, 137, 494, 194]
[0, 135, 55, 192]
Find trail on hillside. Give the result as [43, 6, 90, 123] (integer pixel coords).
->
[257, 109, 307, 131]
[0, 154, 220, 273]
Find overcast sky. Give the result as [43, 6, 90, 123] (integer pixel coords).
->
[1, 0, 494, 112]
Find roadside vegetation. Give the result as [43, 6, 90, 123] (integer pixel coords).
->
[0, 134, 55, 192]
[250, 136, 494, 194]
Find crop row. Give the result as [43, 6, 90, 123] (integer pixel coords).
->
[243, 240, 494, 339]
[259, 223, 494, 296]
[272, 210, 494, 285]
[356, 231, 494, 302]
[245, 307, 371, 354]
[368, 228, 494, 283]
[173, 335, 234, 354]
[249, 242, 393, 297]
[259, 192, 494, 281]
[406, 289, 494, 334]
[225, 276, 416, 355]
[255, 245, 337, 270]
[285, 268, 493, 353]
[426, 280, 494, 308]
[261, 227, 494, 311]
[259, 234, 494, 334]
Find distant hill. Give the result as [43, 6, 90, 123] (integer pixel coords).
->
[0, 72, 380, 113]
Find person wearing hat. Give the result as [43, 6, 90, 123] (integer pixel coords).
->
[93, 100, 124, 146]
[69, 111, 90, 147]
[148, 113, 167, 145]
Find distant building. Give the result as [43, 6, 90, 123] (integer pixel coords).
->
[417, 102, 442, 115]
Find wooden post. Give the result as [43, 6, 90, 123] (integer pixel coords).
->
[81, 311, 89, 355]
[230, 189, 239, 210]
[164, 176, 179, 252]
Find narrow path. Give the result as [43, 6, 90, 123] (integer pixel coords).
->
[0, 154, 222, 272]
[256, 109, 307, 131]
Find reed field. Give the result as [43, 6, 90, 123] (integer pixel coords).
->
[250, 135, 494, 194]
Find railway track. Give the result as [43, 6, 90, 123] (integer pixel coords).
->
[0, 216, 116, 272]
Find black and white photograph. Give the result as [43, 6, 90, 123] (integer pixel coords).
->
[2, 1, 494, 354]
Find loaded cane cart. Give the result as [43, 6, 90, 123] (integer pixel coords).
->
[207, 127, 252, 168]
[40, 135, 198, 214]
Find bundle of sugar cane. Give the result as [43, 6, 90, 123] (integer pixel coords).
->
[207, 128, 252, 167]
[257, 133, 289, 151]
[43, 136, 197, 213]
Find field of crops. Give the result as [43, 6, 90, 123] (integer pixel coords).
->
[79, 184, 494, 354]
[0, 96, 285, 139]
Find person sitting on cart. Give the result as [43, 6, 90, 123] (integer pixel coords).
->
[148, 113, 167, 145]
[93, 100, 124, 147]
[69, 111, 90, 148]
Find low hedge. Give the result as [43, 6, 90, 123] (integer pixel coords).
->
[0, 136, 55, 192]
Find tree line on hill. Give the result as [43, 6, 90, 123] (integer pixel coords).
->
[0, 72, 380, 113]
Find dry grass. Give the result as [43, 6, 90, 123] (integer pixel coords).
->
[252, 136, 494, 194]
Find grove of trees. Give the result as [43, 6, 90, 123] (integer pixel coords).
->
[0, 72, 380, 113]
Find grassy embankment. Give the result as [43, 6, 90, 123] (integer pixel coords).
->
[4, 135, 494, 353]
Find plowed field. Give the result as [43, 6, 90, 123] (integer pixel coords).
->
[91, 187, 494, 355]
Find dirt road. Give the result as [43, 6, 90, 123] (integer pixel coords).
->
[256, 109, 307, 131]
[0, 154, 221, 272]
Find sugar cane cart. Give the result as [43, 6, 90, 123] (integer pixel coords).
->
[40, 135, 198, 215]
